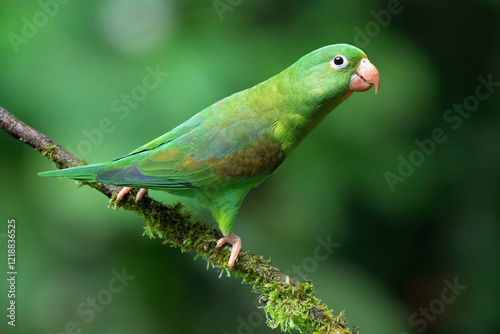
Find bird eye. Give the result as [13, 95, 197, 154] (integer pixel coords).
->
[329, 55, 349, 71]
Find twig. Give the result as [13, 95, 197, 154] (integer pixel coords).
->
[0, 105, 358, 334]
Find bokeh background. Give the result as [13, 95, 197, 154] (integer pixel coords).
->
[1, 1, 499, 333]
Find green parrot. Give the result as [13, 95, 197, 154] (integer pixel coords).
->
[39, 44, 380, 270]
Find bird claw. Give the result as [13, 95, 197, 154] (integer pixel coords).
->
[136, 188, 148, 202]
[216, 232, 241, 271]
[116, 187, 148, 203]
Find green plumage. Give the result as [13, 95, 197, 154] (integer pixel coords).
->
[40, 44, 378, 267]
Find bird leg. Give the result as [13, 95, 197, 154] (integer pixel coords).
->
[116, 187, 148, 203]
[216, 232, 241, 270]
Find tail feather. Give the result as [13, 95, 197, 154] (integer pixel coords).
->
[38, 164, 108, 182]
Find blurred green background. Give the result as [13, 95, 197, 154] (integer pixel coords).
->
[1, 0, 499, 333]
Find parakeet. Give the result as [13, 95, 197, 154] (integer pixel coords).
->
[39, 44, 380, 270]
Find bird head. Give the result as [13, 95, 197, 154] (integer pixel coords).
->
[290, 44, 380, 105]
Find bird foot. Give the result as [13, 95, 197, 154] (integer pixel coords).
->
[116, 187, 148, 203]
[216, 232, 241, 271]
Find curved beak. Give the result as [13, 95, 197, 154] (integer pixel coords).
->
[349, 58, 380, 94]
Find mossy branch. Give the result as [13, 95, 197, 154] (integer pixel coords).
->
[0, 105, 358, 334]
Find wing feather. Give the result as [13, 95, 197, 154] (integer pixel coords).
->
[95, 103, 283, 190]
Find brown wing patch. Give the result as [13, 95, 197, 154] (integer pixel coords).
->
[149, 149, 183, 161]
[208, 141, 283, 177]
[141, 149, 183, 173]
[179, 155, 206, 170]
